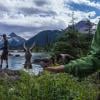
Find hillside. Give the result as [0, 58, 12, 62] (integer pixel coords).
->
[26, 30, 62, 47]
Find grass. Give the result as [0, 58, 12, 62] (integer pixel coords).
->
[0, 70, 99, 100]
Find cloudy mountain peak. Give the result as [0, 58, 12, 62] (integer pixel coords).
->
[9, 32, 17, 37]
[66, 20, 96, 34]
[7, 32, 26, 48]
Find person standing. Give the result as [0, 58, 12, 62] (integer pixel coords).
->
[0, 34, 9, 69]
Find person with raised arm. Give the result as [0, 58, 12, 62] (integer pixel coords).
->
[23, 42, 35, 69]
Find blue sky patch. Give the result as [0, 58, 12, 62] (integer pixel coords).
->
[68, 2, 100, 17]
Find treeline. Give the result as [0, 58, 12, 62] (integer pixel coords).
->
[51, 27, 93, 58]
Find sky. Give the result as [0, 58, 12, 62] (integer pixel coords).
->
[0, 0, 100, 39]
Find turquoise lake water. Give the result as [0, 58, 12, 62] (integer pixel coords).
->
[0, 51, 49, 75]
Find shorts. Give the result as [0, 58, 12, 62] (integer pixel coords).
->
[1, 51, 8, 60]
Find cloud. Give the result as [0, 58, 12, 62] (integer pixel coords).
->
[19, 7, 57, 16]
[34, 0, 48, 6]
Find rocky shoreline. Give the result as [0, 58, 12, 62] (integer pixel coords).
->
[0, 69, 21, 81]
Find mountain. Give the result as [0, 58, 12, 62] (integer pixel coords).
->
[0, 20, 96, 49]
[26, 30, 62, 47]
[75, 20, 95, 33]
[8, 32, 26, 48]
[0, 33, 26, 49]
[66, 20, 96, 34]
[26, 20, 96, 47]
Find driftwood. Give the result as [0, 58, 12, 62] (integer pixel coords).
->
[23, 43, 35, 69]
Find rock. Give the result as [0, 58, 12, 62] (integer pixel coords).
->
[0, 70, 8, 78]
[15, 54, 20, 57]
[8, 53, 13, 56]
[33, 58, 52, 67]
[56, 53, 74, 64]
[0, 69, 20, 81]
[8, 75, 20, 81]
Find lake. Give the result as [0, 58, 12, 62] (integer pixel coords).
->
[0, 51, 50, 75]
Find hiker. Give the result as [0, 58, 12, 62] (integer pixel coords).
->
[0, 34, 9, 69]
[23, 43, 35, 69]
[45, 20, 100, 77]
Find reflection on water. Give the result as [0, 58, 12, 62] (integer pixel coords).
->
[0, 52, 49, 75]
